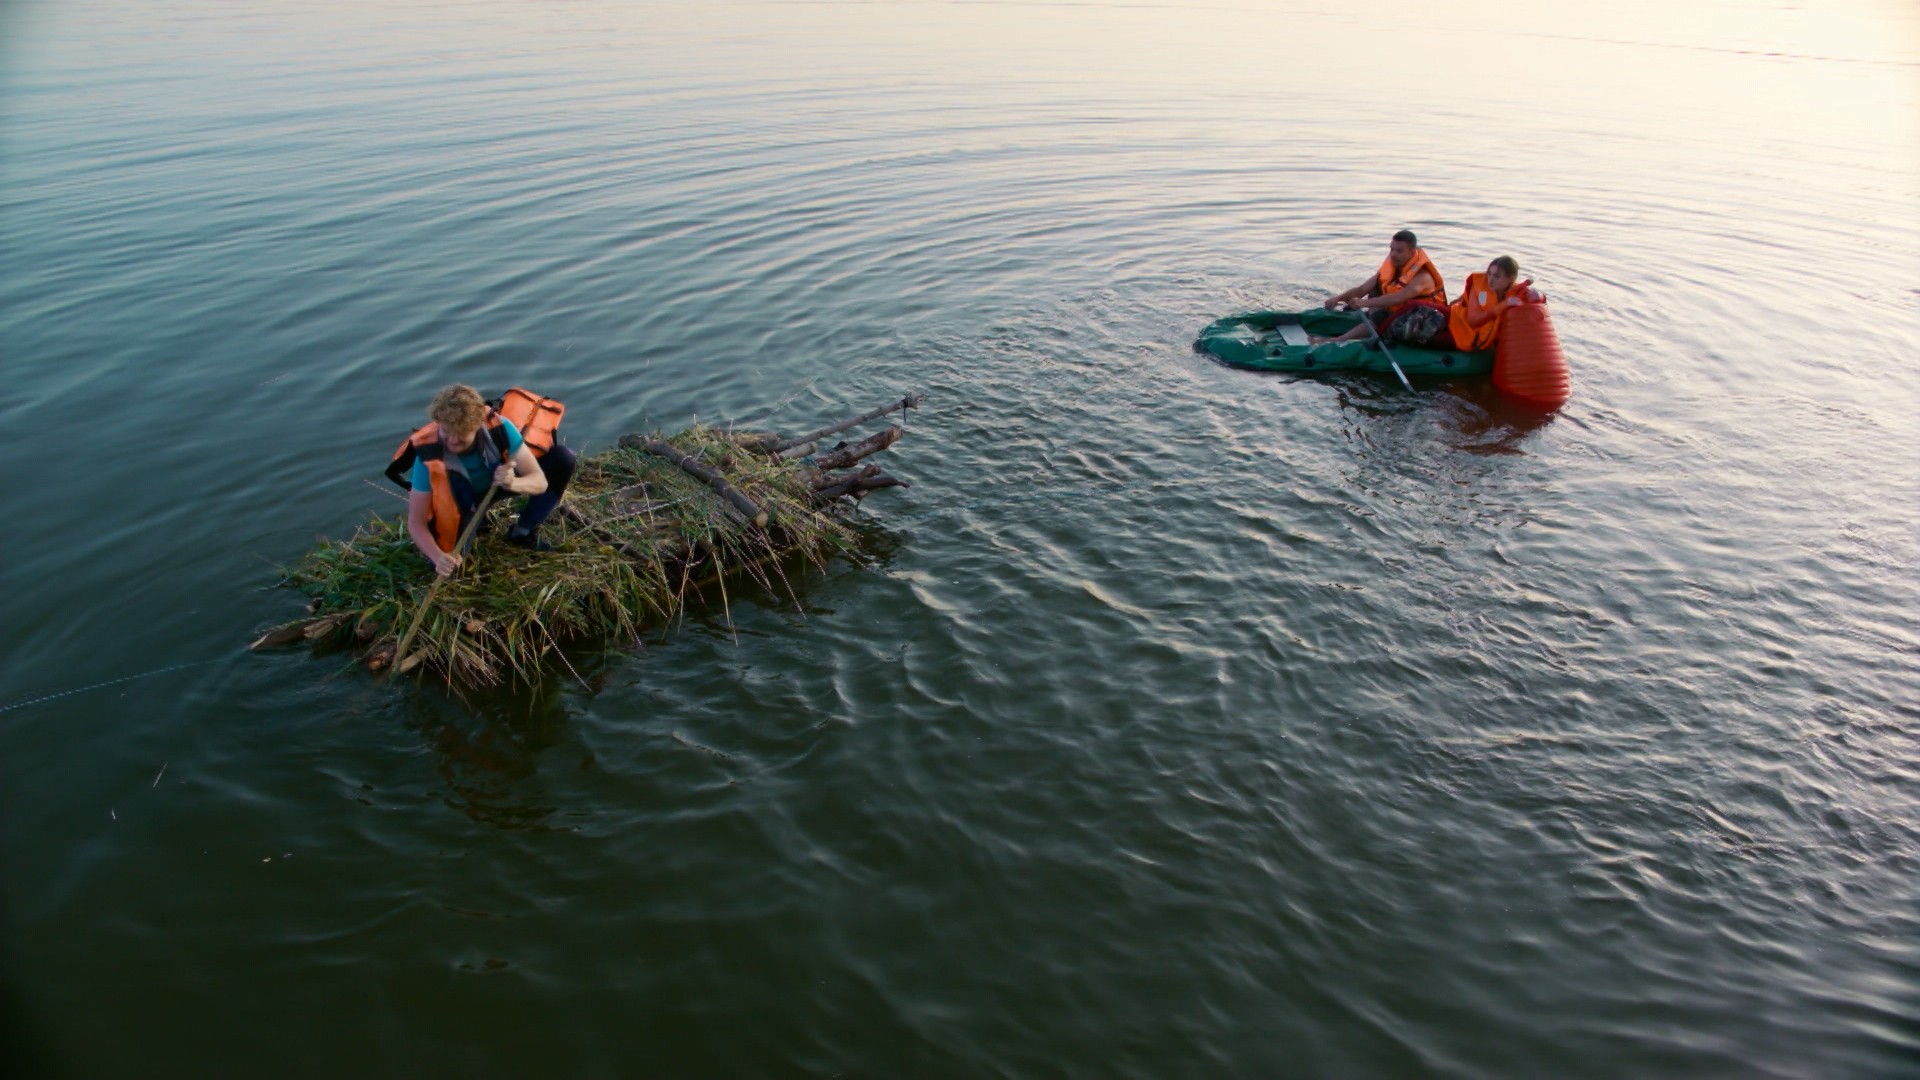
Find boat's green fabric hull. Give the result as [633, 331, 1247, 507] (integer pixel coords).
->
[1194, 309, 1494, 376]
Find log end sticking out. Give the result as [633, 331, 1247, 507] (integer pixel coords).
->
[250, 612, 349, 650]
[812, 426, 902, 471]
[766, 393, 926, 455]
[250, 623, 308, 651]
[809, 463, 909, 503]
[363, 641, 397, 671]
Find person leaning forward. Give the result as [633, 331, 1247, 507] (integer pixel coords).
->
[1312, 229, 1450, 346]
[401, 384, 576, 576]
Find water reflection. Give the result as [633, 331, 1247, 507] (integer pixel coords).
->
[409, 679, 573, 831]
[393, 519, 911, 829]
[1436, 384, 1561, 455]
[1328, 377, 1558, 455]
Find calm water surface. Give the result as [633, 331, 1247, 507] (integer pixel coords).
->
[4, 0, 1918, 1075]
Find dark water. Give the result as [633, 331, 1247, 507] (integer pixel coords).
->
[4, 0, 1918, 1075]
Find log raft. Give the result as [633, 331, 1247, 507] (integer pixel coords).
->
[253, 394, 922, 684]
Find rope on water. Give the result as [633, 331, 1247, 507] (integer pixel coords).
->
[0, 656, 233, 715]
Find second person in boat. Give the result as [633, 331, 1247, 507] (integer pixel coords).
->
[1442, 255, 1543, 352]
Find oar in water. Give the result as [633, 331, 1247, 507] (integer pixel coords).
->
[1344, 303, 1415, 392]
[391, 476, 505, 674]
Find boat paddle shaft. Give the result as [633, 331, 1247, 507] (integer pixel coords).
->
[1349, 304, 1416, 392]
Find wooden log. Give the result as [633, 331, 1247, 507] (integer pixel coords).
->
[619, 434, 769, 528]
[812, 465, 880, 502]
[250, 622, 310, 650]
[769, 394, 922, 453]
[853, 475, 908, 494]
[812, 426, 901, 471]
[250, 613, 349, 650]
[774, 441, 815, 462]
[810, 466, 909, 503]
[811, 464, 879, 492]
[305, 613, 350, 639]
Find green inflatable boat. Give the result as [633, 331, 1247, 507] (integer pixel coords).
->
[1194, 309, 1493, 376]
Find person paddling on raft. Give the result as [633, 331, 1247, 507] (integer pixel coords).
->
[402, 384, 575, 576]
[1311, 229, 1449, 346]
[1441, 255, 1544, 351]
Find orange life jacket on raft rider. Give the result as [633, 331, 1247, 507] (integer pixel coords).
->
[1376, 248, 1447, 312]
[384, 387, 566, 553]
[1445, 271, 1519, 352]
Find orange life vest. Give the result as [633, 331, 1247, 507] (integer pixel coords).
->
[493, 386, 565, 456]
[384, 387, 567, 553]
[1376, 248, 1447, 311]
[1446, 271, 1513, 352]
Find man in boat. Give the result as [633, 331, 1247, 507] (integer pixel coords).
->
[1442, 255, 1544, 351]
[1312, 229, 1449, 346]
[400, 384, 575, 576]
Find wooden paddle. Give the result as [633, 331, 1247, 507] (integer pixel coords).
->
[391, 469, 507, 675]
[1348, 303, 1416, 392]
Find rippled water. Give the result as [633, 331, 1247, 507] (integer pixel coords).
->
[4, 0, 1918, 1075]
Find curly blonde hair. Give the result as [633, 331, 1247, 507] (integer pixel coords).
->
[427, 384, 488, 434]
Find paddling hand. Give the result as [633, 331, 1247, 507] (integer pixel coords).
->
[433, 550, 462, 577]
[493, 463, 517, 490]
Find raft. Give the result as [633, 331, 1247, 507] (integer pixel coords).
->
[1193, 309, 1493, 377]
[252, 394, 922, 686]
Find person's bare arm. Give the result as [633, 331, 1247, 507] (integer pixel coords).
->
[1324, 274, 1382, 310]
[1348, 270, 1435, 311]
[491, 444, 548, 497]
[407, 490, 460, 577]
[1467, 279, 1544, 326]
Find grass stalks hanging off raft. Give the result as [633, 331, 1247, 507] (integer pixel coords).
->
[268, 411, 914, 686]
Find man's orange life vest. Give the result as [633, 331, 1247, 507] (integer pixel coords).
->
[1377, 248, 1447, 311]
[1446, 271, 1513, 352]
[384, 387, 566, 553]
